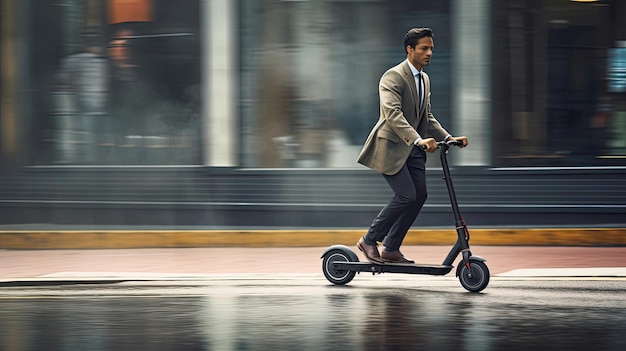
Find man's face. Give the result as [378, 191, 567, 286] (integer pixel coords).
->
[407, 36, 434, 70]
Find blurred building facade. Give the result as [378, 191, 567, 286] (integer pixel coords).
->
[1, 0, 202, 167]
[1, 0, 625, 229]
[1, 0, 625, 168]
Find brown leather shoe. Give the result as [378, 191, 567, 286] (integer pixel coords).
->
[397, 250, 414, 263]
[357, 237, 384, 264]
[381, 250, 415, 264]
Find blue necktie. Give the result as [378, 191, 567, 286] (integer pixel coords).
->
[416, 72, 423, 109]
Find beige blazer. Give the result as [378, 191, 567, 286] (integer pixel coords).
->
[357, 60, 449, 175]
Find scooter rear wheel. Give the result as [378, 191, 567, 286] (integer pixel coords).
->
[322, 249, 357, 285]
[458, 260, 490, 292]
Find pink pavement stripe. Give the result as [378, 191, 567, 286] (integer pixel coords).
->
[1, 246, 626, 280]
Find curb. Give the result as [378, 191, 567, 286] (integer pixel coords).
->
[1, 228, 625, 249]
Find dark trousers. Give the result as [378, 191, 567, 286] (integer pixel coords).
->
[364, 146, 427, 251]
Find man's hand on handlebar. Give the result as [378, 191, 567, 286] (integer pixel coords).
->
[419, 136, 469, 152]
[447, 136, 469, 148]
[417, 138, 438, 152]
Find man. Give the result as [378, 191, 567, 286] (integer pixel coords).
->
[356, 27, 468, 264]
[55, 32, 109, 164]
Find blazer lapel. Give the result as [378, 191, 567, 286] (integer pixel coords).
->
[401, 62, 420, 120]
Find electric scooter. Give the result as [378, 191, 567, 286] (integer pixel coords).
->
[320, 140, 490, 292]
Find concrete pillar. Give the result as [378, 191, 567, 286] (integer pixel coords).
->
[452, 0, 491, 166]
[201, 0, 237, 166]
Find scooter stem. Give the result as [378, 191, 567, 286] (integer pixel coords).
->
[439, 141, 472, 267]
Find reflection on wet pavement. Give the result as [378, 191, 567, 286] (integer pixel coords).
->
[0, 281, 625, 350]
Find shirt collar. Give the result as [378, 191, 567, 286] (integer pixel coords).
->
[407, 60, 421, 76]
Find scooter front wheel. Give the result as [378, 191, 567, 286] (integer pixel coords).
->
[458, 260, 490, 292]
[322, 249, 357, 285]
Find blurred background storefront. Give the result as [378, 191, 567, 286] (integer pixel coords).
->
[2, 0, 624, 168]
[1, 0, 625, 229]
[2, 0, 201, 166]
[493, 0, 626, 166]
[239, 0, 455, 168]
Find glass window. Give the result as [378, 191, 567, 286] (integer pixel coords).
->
[492, 0, 626, 167]
[239, 0, 452, 168]
[26, 0, 201, 165]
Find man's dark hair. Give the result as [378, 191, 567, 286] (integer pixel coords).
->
[404, 27, 434, 54]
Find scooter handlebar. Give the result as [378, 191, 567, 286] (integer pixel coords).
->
[438, 139, 463, 147]
[420, 139, 463, 150]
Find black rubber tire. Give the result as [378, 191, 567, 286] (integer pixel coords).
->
[458, 260, 490, 292]
[322, 250, 357, 285]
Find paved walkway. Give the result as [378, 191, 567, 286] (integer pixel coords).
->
[2, 246, 626, 281]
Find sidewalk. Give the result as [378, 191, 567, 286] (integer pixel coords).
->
[2, 245, 626, 282]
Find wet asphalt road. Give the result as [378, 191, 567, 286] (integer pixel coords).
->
[1, 275, 625, 351]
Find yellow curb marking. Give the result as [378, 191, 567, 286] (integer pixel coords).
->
[0, 228, 625, 249]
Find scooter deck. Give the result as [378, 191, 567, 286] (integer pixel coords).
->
[331, 261, 453, 276]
